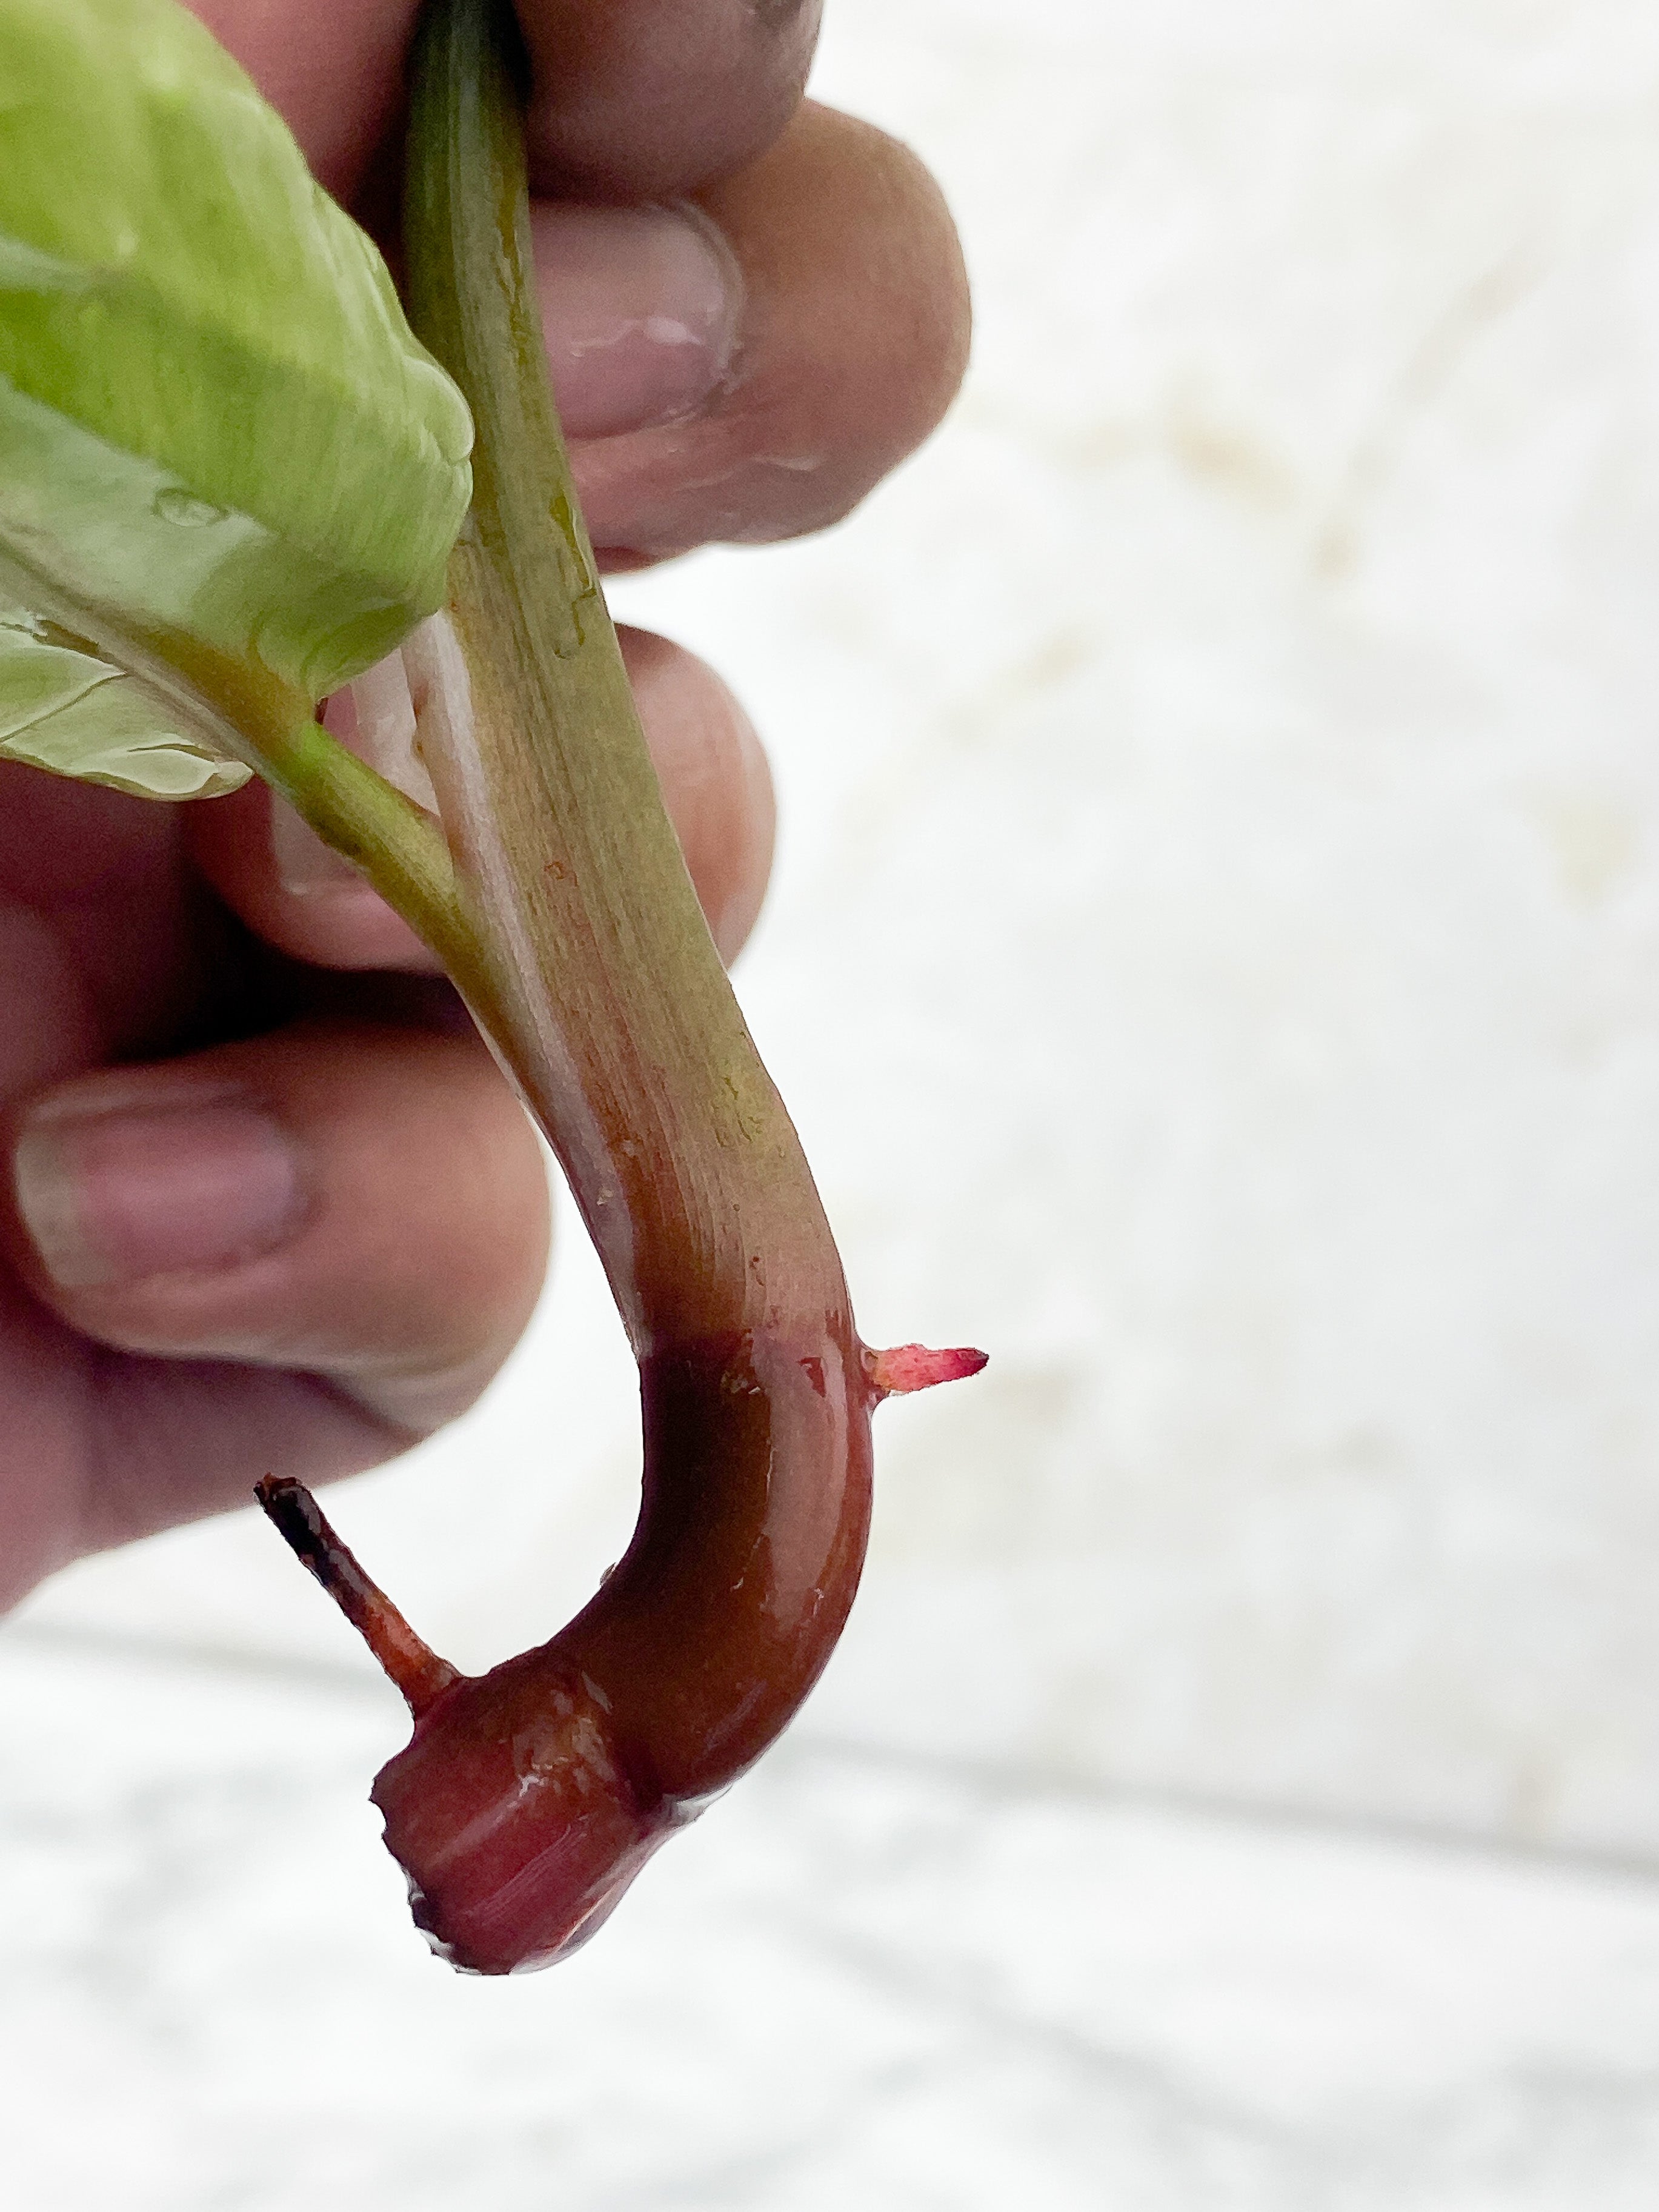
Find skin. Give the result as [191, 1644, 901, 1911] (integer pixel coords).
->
[0, 0, 969, 1610]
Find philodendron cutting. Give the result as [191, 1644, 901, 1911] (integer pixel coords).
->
[0, 0, 983, 1972]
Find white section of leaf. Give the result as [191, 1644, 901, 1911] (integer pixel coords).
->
[0, 602, 248, 800]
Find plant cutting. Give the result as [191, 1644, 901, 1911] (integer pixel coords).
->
[0, 0, 983, 1972]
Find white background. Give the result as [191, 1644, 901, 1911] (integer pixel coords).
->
[10, 0, 1659, 2201]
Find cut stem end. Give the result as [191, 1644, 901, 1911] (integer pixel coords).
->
[865, 1343, 990, 1399]
[254, 1476, 462, 1716]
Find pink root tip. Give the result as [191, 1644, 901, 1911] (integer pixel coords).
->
[866, 1343, 990, 1398]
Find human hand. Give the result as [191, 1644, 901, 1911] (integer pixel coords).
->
[0, 0, 969, 1609]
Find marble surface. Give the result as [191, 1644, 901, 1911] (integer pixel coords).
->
[12, 0, 1659, 2197]
[5, 1620, 1659, 2211]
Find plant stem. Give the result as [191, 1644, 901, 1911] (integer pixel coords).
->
[0, 540, 491, 1015]
[248, 0, 978, 1975]
[401, 0, 845, 1353]
[230, 684, 481, 998]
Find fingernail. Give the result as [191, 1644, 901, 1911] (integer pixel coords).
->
[14, 1091, 307, 1290]
[531, 201, 742, 439]
[271, 794, 362, 896]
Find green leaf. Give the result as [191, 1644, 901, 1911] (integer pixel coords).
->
[0, 0, 473, 786]
[0, 603, 248, 799]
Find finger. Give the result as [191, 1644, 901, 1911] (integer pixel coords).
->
[188, 18, 969, 564]
[548, 105, 971, 562]
[0, 762, 210, 1094]
[617, 626, 774, 962]
[182, 781, 442, 982]
[185, 627, 774, 969]
[185, 0, 419, 201]
[191, 0, 819, 207]
[517, 0, 822, 199]
[0, 1271, 441, 1583]
[0, 1019, 550, 1468]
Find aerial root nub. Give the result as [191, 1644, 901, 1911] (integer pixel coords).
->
[865, 1343, 990, 1398]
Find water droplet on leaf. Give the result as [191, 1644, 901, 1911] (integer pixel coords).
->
[153, 487, 227, 528]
